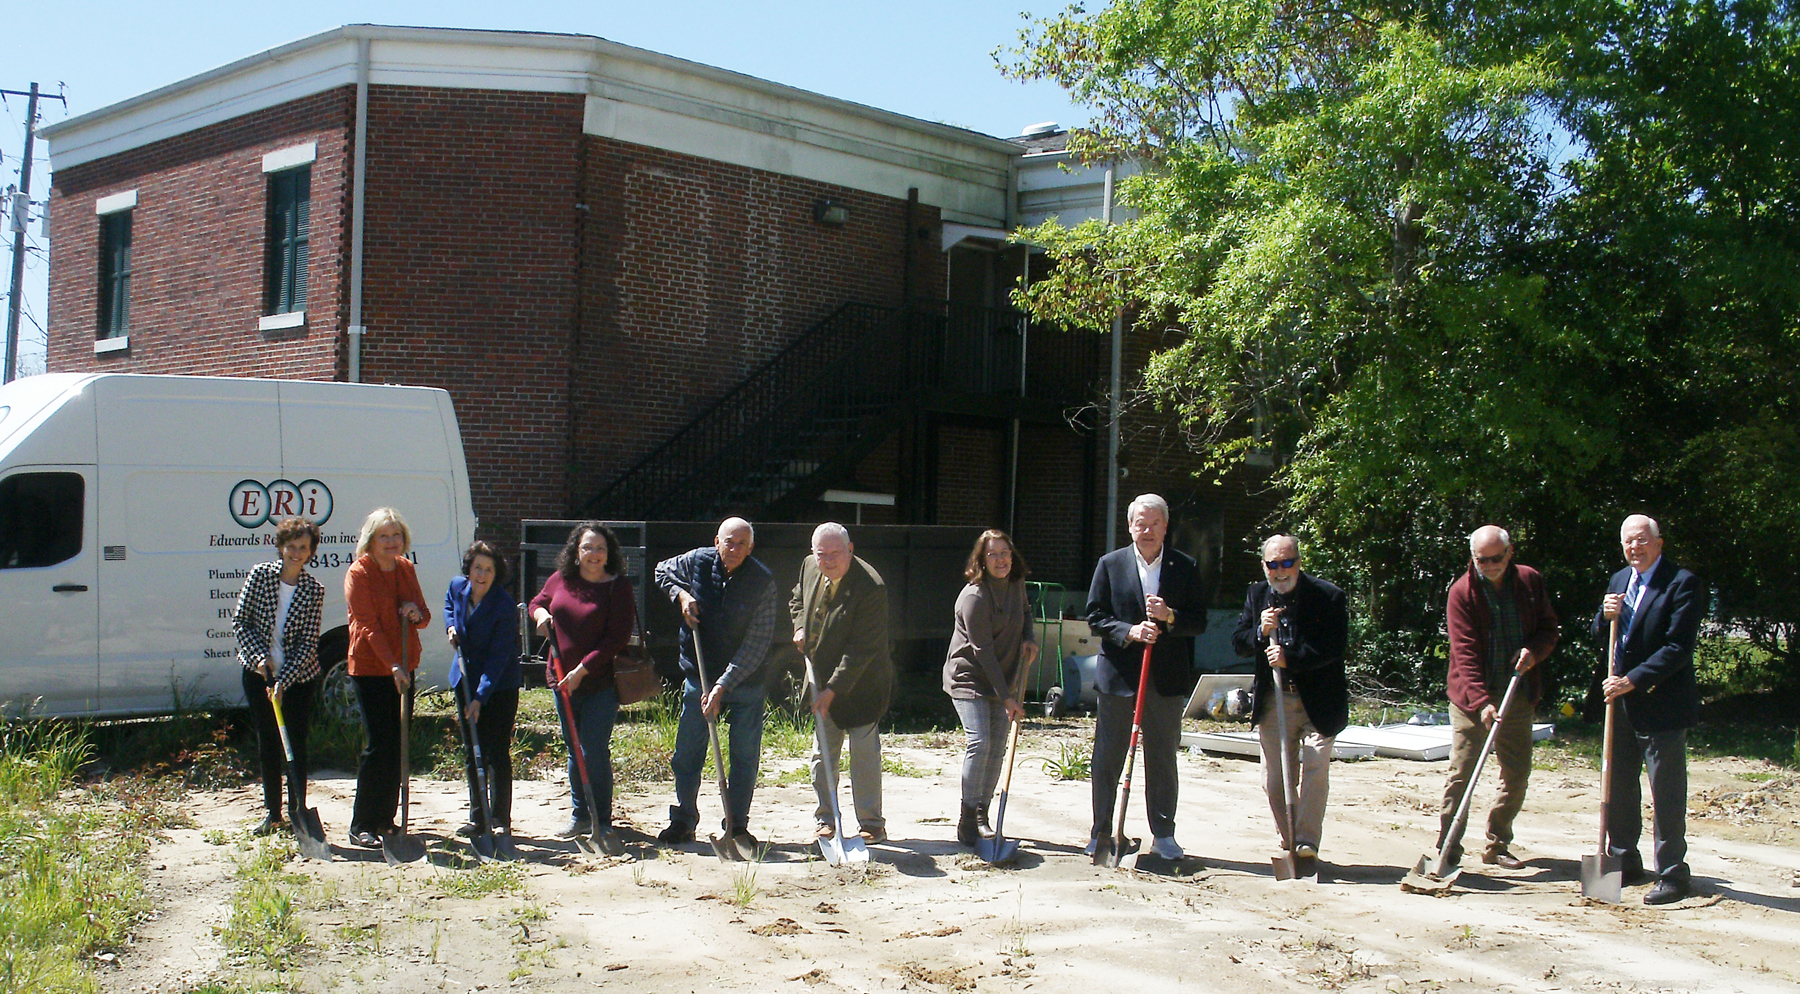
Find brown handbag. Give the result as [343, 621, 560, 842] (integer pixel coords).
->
[612, 613, 662, 706]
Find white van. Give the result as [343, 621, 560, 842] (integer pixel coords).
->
[0, 373, 476, 718]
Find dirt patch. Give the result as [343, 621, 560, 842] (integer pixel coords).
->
[98, 727, 1800, 994]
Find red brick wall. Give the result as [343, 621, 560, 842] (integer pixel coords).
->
[935, 422, 1005, 527]
[353, 86, 587, 554]
[46, 89, 352, 379]
[1016, 422, 1090, 588]
[46, 84, 952, 565]
[570, 136, 943, 503]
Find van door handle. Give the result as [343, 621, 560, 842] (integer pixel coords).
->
[52, 584, 90, 593]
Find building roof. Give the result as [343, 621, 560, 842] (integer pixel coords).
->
[41, 25, 1024, 226]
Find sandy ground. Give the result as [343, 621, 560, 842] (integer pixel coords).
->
[100, 724, 1800, 994]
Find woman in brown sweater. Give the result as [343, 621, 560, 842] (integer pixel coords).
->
[344, 507, 431, 849]
[942, 529, 1038, 848]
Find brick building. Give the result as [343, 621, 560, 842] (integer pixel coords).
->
[41, 26, 1272, 617]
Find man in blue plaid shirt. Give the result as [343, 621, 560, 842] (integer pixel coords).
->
[653, 517, 777, 848]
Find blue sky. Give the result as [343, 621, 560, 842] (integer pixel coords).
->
[0, 0, 1089, 376]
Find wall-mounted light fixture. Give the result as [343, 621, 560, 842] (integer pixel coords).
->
[813, 199, 850, 227]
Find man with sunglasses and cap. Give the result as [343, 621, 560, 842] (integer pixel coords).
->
[1231, 534, 1348, 868]
[1437, 525, 1561, 870]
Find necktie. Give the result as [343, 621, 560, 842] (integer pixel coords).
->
[1617, 571, 1641, 660]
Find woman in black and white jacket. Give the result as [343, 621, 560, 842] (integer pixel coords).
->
[234, 516, 327, 835]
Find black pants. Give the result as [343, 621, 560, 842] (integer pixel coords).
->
[1607, 706, 1691, 882]
[351, 674, 405, 835]
[242, 667, 319, 817]
[454, 683, 517, 831]
[1091, 687, 1185, 840]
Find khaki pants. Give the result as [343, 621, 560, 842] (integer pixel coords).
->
[1257, 688, 1333, 850]
[1438, 701, 1533, 859]
[811, 711, 883, 835]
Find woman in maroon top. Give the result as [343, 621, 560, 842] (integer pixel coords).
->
[530, 521, 636, 853]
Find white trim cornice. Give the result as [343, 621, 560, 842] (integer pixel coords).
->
[43, 25, 1021, 224]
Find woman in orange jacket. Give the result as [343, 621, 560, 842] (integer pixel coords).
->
[345, 507, 431, 848]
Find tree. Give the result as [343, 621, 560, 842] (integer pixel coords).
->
[1004, 0, 1800, 698]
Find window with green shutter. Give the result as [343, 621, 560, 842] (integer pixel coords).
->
[263, 166, 310, 315]
[97, 211, 132, 339]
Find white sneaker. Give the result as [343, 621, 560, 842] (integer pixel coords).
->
[1150, 836, 1184, 860]
[1083, 834, 1098, 857]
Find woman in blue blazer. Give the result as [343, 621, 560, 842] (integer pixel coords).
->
[445, 541, 522, 836]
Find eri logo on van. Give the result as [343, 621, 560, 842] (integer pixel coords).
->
[228, 479, 333, 529]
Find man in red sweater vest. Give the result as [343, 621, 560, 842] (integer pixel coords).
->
[1439, 525, 1561, 869]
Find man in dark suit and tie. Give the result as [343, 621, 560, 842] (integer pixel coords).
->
[1591, 513, 1703, 906]
[1085, 494, 1209, 860]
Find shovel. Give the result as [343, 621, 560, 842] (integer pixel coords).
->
[803, 653, 867, 866]
[1580, 619, 1623, 903]
[453, 651, 509, 862]
[544, 620, 605, 856]
[268, 689, 331, 861]
[382, 678, 428, 865]
[1269, 671, 1302, 881]
[1402, 667, 1526, 893]
[977, 651, 1035, 865]
[1093, 645, 1151, 868]
[689, 625, 747, 862]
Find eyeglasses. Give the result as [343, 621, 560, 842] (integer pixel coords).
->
[984, 550, 1013, 560]
[1263, 558, 1297, 570]
[1473, 553, 1509, 566]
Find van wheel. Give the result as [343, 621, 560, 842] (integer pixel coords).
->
[318, 660, 361, 725]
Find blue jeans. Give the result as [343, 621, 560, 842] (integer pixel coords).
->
[670, 679, 766, 830]
[556, 683, 620, 829]
[954, 698, 1009, 807]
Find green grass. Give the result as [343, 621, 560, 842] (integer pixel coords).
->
[220, 838, 309, 972]
[0, 721, 186, 994]
[433, 860, 526, 900]
[1535, 718, 1798, 772]
[881, 753, 932, 778]
[1040, 740, 1091, 781]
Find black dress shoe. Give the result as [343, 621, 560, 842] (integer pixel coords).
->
[1618, 853, 1651, 886]
[1644, 878, 1690, 905]
[348, 828, 383, 849]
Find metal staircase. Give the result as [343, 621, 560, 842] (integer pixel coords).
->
[582, 301, 1038, 522]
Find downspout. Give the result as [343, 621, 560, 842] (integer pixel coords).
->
[1007, 248, 1028, 536]
[1103, 162, 1121, 551]
[346, 36, 370, 382]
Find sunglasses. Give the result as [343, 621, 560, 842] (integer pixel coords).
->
[1474, 553, 1509, 566]
[1263, 558, 1297, 570]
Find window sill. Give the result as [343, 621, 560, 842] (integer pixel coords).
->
[258, 311, 305, 332]
[94, 336, 130, 355]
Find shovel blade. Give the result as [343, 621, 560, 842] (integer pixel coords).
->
[976, 836, 1021, 865]
[709, 833, 747, 862]
[816, 835, 845, 866]
[1580, 852, 1623, 904]
[840, 835, 870, 864]
[1094, 835, 1137, 868]
[382, 831, 426, 866]
[1273, 852, 1298, 881]
[495, 832, 520, 861]
[292, 807, 331, 862]
[471, 832, 498, 862]
[573, 835, 601, 856]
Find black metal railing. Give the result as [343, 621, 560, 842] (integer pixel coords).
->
[584, 302, 1092, 521]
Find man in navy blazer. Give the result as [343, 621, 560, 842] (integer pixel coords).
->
[1085, 494, 1209, 860]
[1590, 514, 1703, 906]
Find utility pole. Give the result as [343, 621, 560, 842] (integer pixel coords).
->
[4, 82, 66, 384]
